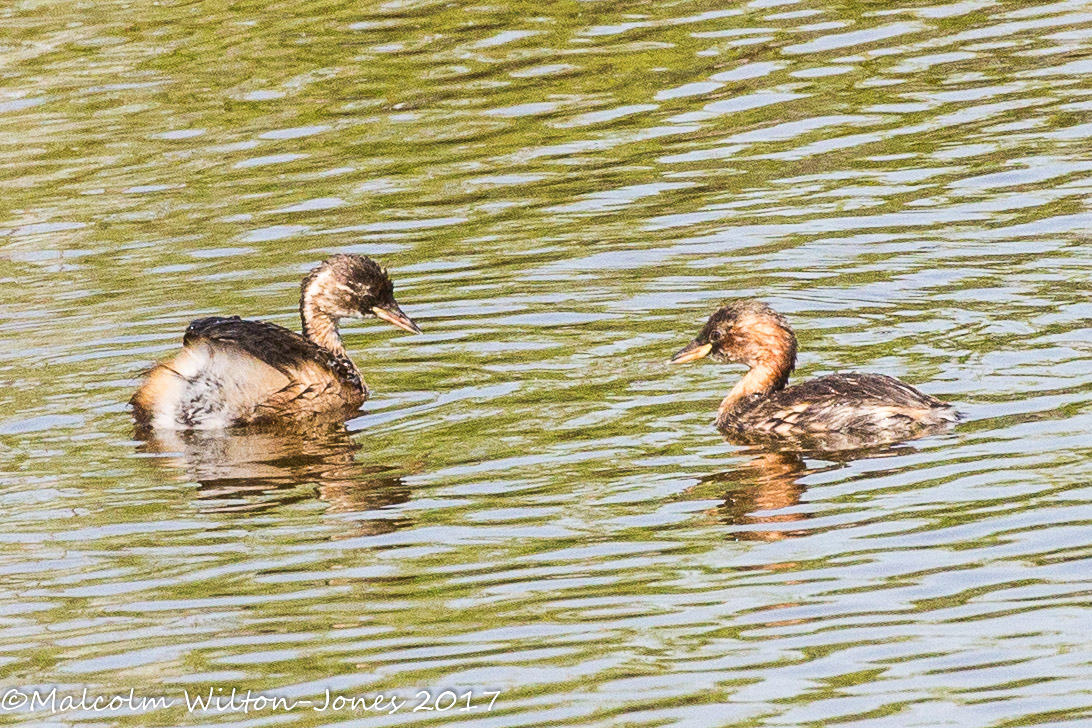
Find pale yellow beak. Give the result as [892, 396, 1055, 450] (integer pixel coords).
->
[670, 341, 712, 364]
[372, 304, 422, 334]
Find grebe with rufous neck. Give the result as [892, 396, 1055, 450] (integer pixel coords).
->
[671, 300, 958, 450]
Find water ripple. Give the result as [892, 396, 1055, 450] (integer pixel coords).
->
[1, 1, 1091, 726]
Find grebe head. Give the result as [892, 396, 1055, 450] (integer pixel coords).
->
[301, 254, 421, 334]
[671, 300, 796, 371]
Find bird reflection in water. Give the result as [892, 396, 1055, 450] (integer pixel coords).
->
[686, 443, 916, 541]
[135, 420, 415, 536]
[685, 450, 812, 542]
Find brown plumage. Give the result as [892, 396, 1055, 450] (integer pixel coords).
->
[671, 300, 959, 450]
[131, 254, 421, 430]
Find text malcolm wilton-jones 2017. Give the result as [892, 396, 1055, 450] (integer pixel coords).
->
[1, 687, 502, 715]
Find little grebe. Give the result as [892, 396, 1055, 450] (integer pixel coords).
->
[131, 254, 420, 430]
[671, 300, 958, 449]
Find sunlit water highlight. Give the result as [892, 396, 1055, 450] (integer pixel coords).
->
[2, 1, 1092, 726]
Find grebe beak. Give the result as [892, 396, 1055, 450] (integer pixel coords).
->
[372, 304, 422, 334]
[670, 340, 712, 364]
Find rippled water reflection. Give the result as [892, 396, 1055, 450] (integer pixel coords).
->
[3, 0, 1092, 725]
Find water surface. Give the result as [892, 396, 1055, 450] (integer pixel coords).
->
[2, 0, 1092, 725]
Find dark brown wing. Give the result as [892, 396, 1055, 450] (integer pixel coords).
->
[183, 316, 361, 390]
[184, 317, 320, 371]
[734, 373, 957, 439]
[771, 373, 948, 410]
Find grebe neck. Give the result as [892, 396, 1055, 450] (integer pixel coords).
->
[716, 363, 786, 421]
[301, 306, 347, 358]
[299, 266, 350, 359]
[716, 330, 796, 425]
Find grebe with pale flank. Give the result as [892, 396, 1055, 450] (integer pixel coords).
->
[131, 254, 420, 430]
